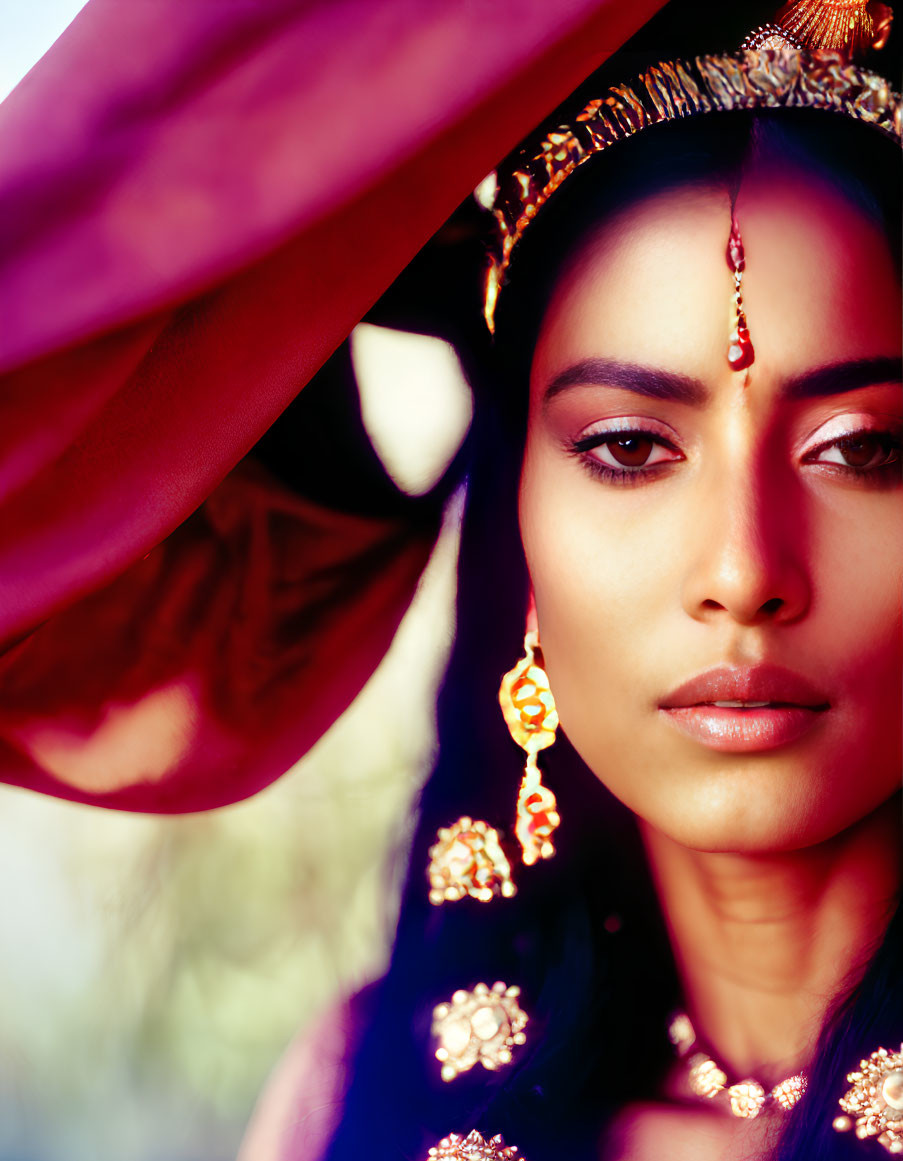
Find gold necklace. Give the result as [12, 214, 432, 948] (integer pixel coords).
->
[668, 1013, 808, 1119]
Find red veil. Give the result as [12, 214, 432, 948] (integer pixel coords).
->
[0, 0, 664, 813]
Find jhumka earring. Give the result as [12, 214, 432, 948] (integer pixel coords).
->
[498, 629, 561, 867]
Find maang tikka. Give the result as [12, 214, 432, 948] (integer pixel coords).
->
[427, 628, 561, 904]
[727, 214, 755, 372]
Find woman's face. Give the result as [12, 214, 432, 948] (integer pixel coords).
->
[520, 166, 902, 853]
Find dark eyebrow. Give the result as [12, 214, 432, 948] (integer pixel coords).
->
[543, 358, 708, 409]
[781, 357, 902, 399]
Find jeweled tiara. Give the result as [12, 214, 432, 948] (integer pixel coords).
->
[482, 47, 900, 333]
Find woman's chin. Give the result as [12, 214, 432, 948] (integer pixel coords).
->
[592, 745, 901, 856]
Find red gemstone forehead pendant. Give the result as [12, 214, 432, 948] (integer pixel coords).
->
[727, 216, 755, 372]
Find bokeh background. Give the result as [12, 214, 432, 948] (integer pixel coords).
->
[0, 11, 471, 1158]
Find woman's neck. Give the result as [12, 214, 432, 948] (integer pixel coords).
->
[640, 795, 901, 1085]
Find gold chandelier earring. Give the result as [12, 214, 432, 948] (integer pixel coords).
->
[498, 628, 561, 866]
[426, 626, 561, 904]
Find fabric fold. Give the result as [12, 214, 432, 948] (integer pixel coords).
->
[0, 0, 665, 810]
[0, 458, 438, 812]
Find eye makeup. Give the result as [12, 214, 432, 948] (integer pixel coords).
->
[799, 412, 902, 483]
[566, 417, 684, 485]
[562, 412, 902, 488]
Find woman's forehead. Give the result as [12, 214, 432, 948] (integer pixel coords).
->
[531, 172, 901, 402]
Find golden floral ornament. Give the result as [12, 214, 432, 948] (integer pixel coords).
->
[427, 817, 516, 905]
[426, 1131, 525, 1160]
[431, 981, 528, 1081]
[498, 630, 561, 866]
[833, 1045, 903, 1154]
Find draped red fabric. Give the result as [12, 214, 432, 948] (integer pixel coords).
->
[0, 0, 665, 812]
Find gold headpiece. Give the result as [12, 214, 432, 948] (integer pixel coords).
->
[771, 1, 894, 56]
[483, 40, 900, 333]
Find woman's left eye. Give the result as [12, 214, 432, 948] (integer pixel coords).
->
[804, 431, 902, 472]
[571, 430, 681, 477]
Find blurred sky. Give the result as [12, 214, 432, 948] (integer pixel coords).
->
[0, 0, 90, 102]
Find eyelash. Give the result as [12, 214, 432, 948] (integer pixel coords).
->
[569, 429, 681, 485]
[801, 431, 902, 478]
[568, 427, 903, 486]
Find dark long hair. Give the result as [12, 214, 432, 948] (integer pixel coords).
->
[324, 90, 902, 1161]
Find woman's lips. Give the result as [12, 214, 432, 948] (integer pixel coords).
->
[659, 665, 830, 753]
[660, 704, 825, 752]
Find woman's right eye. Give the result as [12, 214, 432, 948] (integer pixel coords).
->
[570, 429, 683, 480]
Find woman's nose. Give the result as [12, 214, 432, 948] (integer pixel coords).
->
[680, 458, 812, 627]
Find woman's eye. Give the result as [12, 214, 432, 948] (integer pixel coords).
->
[805, 432, 901, 472]
[573, 431, 680, 474]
